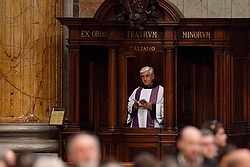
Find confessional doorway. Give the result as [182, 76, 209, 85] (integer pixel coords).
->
[176, 46, 214, 128]
[79, 45, 109, 130]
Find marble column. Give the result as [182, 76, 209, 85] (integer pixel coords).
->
[0, 0, 63, 122]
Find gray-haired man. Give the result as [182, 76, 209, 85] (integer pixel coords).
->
[126, 66, 164, 128]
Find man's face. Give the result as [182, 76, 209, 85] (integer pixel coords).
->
[200, 135, 216, 159]
[68, 135, 101, 167]
[140, 70, 154, 87]
[215, 128, 227, 148]
[178, 130, 201, 162]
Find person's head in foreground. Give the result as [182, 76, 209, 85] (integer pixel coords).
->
[200, 128, 216, 159]
[0, 156, 7, 167]
[0, 146, 16, 167]
[134, 152, 159, 167]
[219, 148, 250, 167]
[201, 120, 227, 152]
[177, 126, 203, 166]
[15, 152, 36, 167]
[67, 131, 101, 167]
[33, 156, 65, 167]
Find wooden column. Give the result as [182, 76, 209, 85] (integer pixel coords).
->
[248, 31, 250, 128]
[117, 49, 127, 127]
[108, 48, 118, 128]
[247, 29, 250, 148]
[67, 48, 80, 131]
[213, 46, 231, 126]
[56, 18, 84, 133]
[164, 47, 175, 129]
[65, 24, 82, 132]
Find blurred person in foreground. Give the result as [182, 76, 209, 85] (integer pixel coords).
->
[201, 120, 227, 156]
[217, 144, 237, 164]
[15, 152, 36, 167]
[134, 152, 160, 167]
[33, 156, 65, 167]
[163, 126, 203, 167]
[0, 146, 16, 167]
[200, 128, 217, 167]
[99, 159, 122, 167]
[67, 131, 101, 167]
[0, 156, 7, 167]
[219, 148, 250, 167]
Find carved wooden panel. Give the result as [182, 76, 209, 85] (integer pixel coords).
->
[229, 28, 248, 131]
[162, 143, 177, 156]
[102, 143, 121, 160]
[231, 37, 248, 126]
[228, 134, 249, 148]
[233, 57, 247, 122]
[99, 129, 169, 161]
[123, 143, 160, 161]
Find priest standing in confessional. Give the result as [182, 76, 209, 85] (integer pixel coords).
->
[126, 66, 164, 128]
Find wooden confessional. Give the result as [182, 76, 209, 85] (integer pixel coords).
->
[57, 0, 250, 161]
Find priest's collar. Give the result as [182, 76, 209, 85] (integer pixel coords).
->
[141, 79, 159, 89]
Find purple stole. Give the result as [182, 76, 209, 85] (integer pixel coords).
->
[132, 86, 159, 127]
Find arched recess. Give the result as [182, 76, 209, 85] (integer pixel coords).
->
[94, 0, 184, 21]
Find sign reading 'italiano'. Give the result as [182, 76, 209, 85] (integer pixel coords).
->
[128, 46, 156, 52]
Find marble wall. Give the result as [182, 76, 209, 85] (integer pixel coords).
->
[170, 0, 250, 18]
[79, 0, 104, 17]
[0, 0, 63, 122]
[77, 0, 250, 18]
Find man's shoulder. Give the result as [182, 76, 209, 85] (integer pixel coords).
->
[131, 86, 142, 93]
[158, 85, 164, 90]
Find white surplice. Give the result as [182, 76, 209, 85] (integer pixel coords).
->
[127, 85, 164, 128]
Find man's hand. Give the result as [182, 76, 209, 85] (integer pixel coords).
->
[133, 101, 140, 109]
[139, 99, 152, 110]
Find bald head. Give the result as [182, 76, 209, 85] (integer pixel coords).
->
[67, 132, 101, 167]
[177, 126, 202, 163]
[179, 126, 202, 141]
[220, 149, 250, 167]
